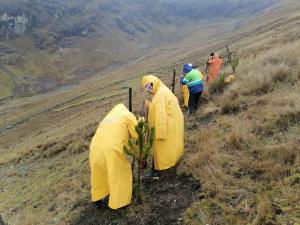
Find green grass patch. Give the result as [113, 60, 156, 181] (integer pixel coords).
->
[0, 71, 14, 99]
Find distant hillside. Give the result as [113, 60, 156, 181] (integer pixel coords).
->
[0, 0, 279, 41]
[0, 0, 278, 99]
[1, 0, 300, 224]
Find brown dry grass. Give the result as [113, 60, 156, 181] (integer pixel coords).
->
[230, 41, 300, 96]
[179, 38, 300, 224]
[1, 1, 300, 224]
[218, 91, 242, 115]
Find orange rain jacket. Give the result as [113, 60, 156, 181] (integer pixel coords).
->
[207, 53, 224, 84]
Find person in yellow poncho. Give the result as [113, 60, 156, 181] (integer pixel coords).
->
[142, 75, 184, 177]
[89, 103, 138, 209]
[180, 82, 189, 108]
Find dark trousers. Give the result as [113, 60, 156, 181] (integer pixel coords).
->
[188, 92, 202, 113]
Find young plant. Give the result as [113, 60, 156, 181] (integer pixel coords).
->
[124, 117, 154, 203]
[231, 56, 239, 73]
[209, 71, 226, 94]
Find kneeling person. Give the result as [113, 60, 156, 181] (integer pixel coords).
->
[89, 104, 138, 209]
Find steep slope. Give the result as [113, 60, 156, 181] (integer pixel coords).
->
[1, 0, 299, 224]
[0, 0, 278, 99]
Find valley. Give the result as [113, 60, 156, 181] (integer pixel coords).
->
[0, 0, 300, 224]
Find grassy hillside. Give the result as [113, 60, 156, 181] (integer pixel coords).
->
[0, 0, 278, 100]
[0, 0, 299, 224]
[179, 40, 300, 225]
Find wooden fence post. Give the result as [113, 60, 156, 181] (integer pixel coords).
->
[128, 87, 133, 112]
[172, 69, 176, 93]
[128, 87, 136, 182]
[226, 45, 232, 65]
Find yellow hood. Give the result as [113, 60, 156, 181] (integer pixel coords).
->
[111, 103, 128, 113]
[89, 103, 138, 209]
[142, 75, 164, 94]
[143, 75, 184, 170]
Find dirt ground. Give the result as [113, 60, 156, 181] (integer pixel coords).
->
[74, 172, 200, 225]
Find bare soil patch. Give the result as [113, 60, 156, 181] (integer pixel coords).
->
[74, 172, 200, 225]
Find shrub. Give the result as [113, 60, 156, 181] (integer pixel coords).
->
[209, 72, 226, 94]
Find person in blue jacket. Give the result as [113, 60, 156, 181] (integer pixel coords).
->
[181, 64, 204, 114]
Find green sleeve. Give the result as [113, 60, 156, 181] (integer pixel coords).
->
[184, 73, 191, 82]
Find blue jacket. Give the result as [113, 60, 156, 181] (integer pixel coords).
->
[181, 69, 204, 94]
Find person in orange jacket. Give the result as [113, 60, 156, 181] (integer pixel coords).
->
[207, 53, 224, 84]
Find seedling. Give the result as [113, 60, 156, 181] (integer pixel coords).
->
[209, 71, 226, 94]
[231, 56, 239, 73]
[124, 117, 154, 203]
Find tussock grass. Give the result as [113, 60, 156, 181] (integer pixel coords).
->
[208, 72, 226, 94]
[275, 111, 300, 131]
[221, 99, 241, 114]
[230, 41, 300, 96]
[180, 39, 300, 224]
[182, 108, 300, 224]
[263, 144, 300, 166]
[224, 130, 248, 151]
[239, 63, 292, 95]
[252, 110, 300, 137]
[180, 130, 223, 180]
[253, 198, 277, 225]
[219, 92, 242, 115]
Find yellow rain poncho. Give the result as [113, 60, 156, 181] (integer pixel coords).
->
[89, 104, 138, 209]
[142, 75, 184, 170]
[181, 84, 189, 108]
